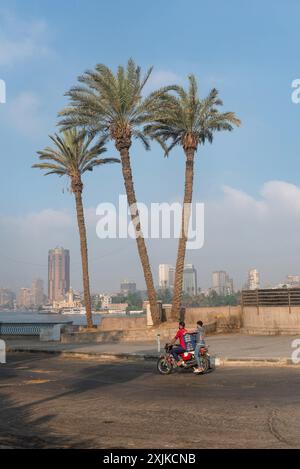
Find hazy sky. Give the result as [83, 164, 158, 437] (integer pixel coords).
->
[1, 0, 300, 293]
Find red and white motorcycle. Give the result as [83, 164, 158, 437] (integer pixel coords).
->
[157, 342, 211, 375]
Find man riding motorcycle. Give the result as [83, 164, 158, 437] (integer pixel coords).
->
[157, 319, 211, 375]
[170, 321, 187, 366]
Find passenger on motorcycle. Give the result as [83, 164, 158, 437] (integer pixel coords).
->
[193, 320, 206, 374]
[170, 321, 187, 366]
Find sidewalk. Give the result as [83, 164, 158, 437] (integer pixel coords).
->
[4, 333, 300, 365]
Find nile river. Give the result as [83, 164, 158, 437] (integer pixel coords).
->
[0, 311, 135, 326]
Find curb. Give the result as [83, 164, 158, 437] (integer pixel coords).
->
[7, 347, 158, 362]
[6, 346, 299, 366]
[219, 357, 299, 366]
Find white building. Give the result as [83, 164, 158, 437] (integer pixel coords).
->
[248, 269, 260, 290]
[100, 294, 112, 308]
[52, 288, 82, 310]
[158, 264, 175, 290]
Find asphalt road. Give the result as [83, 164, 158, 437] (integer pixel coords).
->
[0, 352, 300, 449]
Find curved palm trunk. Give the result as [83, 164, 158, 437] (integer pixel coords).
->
[73, 183, 93, 329]
[171, 148, 195, 319]
[117, 144, 160, 325]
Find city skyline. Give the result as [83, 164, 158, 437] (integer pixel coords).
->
[3, 258, 300, 299]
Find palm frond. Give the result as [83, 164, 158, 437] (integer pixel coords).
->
[145, 74, 240, 153]
[33, 129, 118, 184]
[59, 59, 179, 152]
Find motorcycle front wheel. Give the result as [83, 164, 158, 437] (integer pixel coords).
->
[157, 357, 173, 375]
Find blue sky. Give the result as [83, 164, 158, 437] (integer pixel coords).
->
[1, 0, 300, 292]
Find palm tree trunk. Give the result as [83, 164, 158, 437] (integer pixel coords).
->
[117, 145, 160, 325]
[171, 148, 195, 319]
[73, 185, 93, 329]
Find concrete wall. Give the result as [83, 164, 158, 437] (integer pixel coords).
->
[60, 304, 300, 342]
[185, 306, 241, 332]
[98, 309, 224, 332]
[62, 321, 217, 344]
[242, 306, 300, 335]
[61, 308, 219, 344]
[62, 326, 179, 344]
[99, 316, 147, 331]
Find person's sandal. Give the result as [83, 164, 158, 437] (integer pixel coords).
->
[193, 367, 203, 374]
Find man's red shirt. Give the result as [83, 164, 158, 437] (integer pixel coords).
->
[175, 328, 187, 349]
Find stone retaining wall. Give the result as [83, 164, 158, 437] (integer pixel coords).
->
[242, 306, 300, 335]
[185, 306, 241, 332]
[61, 320, 217, 344]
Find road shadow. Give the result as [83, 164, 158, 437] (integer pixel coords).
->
[0, 390, 93, 448]
[0, 352, 153, 448]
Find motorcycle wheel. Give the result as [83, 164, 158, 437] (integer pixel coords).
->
[157, 357, 173, 375]
[200, 355, 210, 373]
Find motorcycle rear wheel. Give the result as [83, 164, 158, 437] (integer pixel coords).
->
[200, 355, 210, 373]
[157, 357, 173, 375]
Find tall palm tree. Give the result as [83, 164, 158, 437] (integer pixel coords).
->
[58, 59, 168, 325]
[145, 75, 241, 319]
[32, 129, 119, 328]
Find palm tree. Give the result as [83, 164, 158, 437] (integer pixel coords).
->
[58, 59, 168, 325]
[145, 75, 241, 319]
[32, 129, 119, 328]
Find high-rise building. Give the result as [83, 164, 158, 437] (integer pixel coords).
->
[212, 271, 234, 295]
[31, 278, 44, 307]
[248, 269, 260, 290]
[183, 264, 197, 295]
[120, 280, 136, 295]
[158, 264, 175, 290]
[17, 288, 32, 308]
[48, 247, 70, 302]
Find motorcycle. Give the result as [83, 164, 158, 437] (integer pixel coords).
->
[157, 342, 211, 375]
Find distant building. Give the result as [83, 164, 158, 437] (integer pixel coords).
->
[17, 288, 32, 308]
[248, 269, 260, 290]
[169, 267, 175, 290]
[226, 277, 234, 294]
[120, 280, 136, 295]
[0, 288, 15, 308]
[107, 303, 128, 312]
[158, 264, 175, 290]
[100, 294, 112, 309]
[183, 264, 197, 295]
[48, 247, 70, 302]
[286, 275, 300, 287]
[52, 288, 82, 310]
[31, 278, 44, 307]
[212, 271, 234, 295]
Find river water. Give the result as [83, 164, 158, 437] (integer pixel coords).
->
[0, 311, 139, 326]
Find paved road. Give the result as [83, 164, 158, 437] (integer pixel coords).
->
[0, 352, 300, 449]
